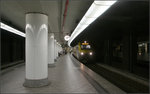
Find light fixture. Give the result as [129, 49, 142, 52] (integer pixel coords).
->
[81, 52, 84, 55]
[0, 22, 25, 37]
[50, 35, 54, 38]
[64, 35, 70, 41]
[89, 52, 93, 55]
[68, 0, 117, 46]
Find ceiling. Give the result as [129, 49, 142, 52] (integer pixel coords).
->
[70, 1, 149, 46]
[0, 0, 93, 45]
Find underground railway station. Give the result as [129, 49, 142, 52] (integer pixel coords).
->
[0, 0, 149, 94]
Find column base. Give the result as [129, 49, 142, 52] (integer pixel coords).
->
[48, 63, 56, 67]
[23, 78, 50, 88]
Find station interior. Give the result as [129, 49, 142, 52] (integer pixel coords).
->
[0, 0, 149, 93]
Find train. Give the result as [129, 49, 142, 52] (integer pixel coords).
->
[72, 41, 94, 63]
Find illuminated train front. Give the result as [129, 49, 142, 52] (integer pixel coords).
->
[73, 41, 94, 63]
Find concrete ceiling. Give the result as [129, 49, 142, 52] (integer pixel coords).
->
[0, 0, 93, 45]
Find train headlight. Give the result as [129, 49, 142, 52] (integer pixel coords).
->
[89, 52, 93, 55]
[81, 52, 84, 55]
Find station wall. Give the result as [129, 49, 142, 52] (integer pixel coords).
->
[1, 29, 25, 68]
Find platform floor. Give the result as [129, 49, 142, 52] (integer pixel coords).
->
[1, 54, 108, 93]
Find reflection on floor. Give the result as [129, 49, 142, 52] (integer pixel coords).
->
[1, 54, 98, 93]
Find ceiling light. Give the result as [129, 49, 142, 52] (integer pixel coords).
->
[0, 22, 25, 37]
[68, 0, 117, 46]
[50, 35, 54, 38]
[64, 35, 70, 41]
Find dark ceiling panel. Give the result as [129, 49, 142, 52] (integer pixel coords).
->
[70, 1, 149, 47]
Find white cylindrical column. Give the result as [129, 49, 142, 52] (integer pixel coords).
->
[58, 45, 61, 56]
[54, 40, 57, 61]
[57, 44, 59, 56]
[48, 33, 55, 66]
[56, 43, 58, 57]
[24, 13, 49, 87]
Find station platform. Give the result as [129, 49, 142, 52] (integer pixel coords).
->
[1, 54, 125, 94]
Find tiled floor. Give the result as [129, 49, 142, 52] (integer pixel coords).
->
[1, 54, 100, 93]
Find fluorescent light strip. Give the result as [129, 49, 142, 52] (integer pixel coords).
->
[68, 0, 117, 46]
[0, 22, 25, 37]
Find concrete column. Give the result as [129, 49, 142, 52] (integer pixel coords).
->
[48, 33, 55, 66]
[24, 13, 49, 87]
[58, 46, 60, 54]
[54, 40, 57, 61]
[58, 45, 60, 56]
[56, 43, 58, 57]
